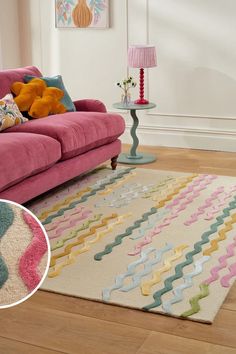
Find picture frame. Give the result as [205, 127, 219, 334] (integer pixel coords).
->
[55, 0, 109, 29]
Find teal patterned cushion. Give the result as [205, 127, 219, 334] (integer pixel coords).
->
[24, 75, 76, 112]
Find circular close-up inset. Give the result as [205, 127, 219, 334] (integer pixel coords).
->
[0, 199, 50, 308]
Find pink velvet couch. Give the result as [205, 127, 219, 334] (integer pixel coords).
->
[0, 66, 125, 204]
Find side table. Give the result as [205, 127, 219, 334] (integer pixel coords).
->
[113, 102, 156, 164]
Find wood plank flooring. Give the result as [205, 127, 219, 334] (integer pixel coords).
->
[1, 145, 236, 354]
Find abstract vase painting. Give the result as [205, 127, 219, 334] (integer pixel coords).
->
[55, 0, 109, 28]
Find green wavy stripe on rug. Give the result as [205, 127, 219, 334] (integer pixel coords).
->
[0, 202, 14, 238]
[43, 168, 135, 226]
[181, 284, 210, 317]
[0, 202, 14, 288]
[94, 207, 158, 261]
[143, 195, 236, 311]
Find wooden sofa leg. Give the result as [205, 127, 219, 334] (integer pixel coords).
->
[111, 155, 118, 170]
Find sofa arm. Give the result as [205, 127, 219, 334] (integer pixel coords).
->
[73, 99, 107, 113]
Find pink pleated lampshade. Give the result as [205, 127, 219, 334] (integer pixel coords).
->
[128, 45, 157, 68]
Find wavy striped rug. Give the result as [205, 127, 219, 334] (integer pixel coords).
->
[0, 201, 49, 307]
[28, 167, 236, 323]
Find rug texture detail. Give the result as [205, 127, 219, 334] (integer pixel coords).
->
[28, 167, 236, 323]
[0, 202, 49, 306]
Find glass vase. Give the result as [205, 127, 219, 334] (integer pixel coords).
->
[121, 91, 131, 107]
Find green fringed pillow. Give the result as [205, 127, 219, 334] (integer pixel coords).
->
[24, 75, 76, 112]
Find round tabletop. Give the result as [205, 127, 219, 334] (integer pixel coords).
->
[113, 102, 156, 111]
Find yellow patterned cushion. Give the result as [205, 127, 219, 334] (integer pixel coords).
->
[0, 94, 28, 132]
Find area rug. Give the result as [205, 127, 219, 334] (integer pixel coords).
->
[27, 167, 236, 323]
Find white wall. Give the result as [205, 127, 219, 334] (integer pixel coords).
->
[0, 0, 21, 69]
[20, 0, 236, 152]
[20, 0, 128, 106]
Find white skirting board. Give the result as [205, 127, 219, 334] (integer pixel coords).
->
[121, 124, 236, 152]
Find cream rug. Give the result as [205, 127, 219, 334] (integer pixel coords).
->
[27, 167, 236, 323]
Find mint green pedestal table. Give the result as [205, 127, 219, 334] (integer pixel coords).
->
[113, 102, 156, 164]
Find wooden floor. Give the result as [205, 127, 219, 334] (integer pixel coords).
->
[1, 145, 236, 354]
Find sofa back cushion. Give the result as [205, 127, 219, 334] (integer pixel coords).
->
[0, 66, 42, 98]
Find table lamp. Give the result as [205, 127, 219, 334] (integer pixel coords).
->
[128, 45, 157, 105]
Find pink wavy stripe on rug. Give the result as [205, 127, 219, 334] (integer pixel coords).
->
[166, 174, 207, 210]
[48, 210, 92, 240]
[204, 236, 236, 286]
[205, 185, 236, 220]
[184, 186, 224, 226]
[45, 206, 85, 232]
[128, 175, 217, 256]
[220, 262, 236, 287]
[19, 211, 48, 291]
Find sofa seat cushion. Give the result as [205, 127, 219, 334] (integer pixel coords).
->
[7, 111, 125, 160]
[0, 133, 61, 192]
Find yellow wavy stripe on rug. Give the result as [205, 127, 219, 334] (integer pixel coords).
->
[143, 178, 177, 199]
[141, 244, 189, 296]
[38, 187, 91, 221]
[151, 175, 198, 202]
[49, 213, 131, 278]
[50, 214, 118, 267]
[143, 175, 192, 199]
[155, 175, 198, 208]
[203, 212, 236, 256]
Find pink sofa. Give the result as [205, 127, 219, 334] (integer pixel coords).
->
[0, 66, 125, 204]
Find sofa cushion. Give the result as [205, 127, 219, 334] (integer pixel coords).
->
[0, 94, 28, 131]
[0, 133, 61, 192]
[24, 75, 76, 112]
[6, 111, 125, 160]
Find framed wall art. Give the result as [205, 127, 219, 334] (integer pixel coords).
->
[55, 0, 109, 29]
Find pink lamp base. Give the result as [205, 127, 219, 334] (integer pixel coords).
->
[134, 98, 149, 105]
[135, 68, 150, 105]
